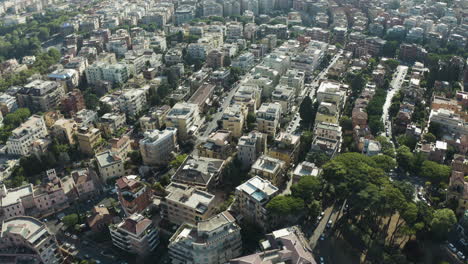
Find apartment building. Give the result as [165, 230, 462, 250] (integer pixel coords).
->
[60, 89, 85, 115]
[6, 115, 48, 156]
[198, 130, 233, 160]
[256, 103, 282, 137]
[279, 69, 305, 95]
[250, 155, 286, 186]
[315, 101, 340, 125]
[76, 126, 102, 155]
[96, 150, 125, 181]
[222, 104, 248, 138]
[100, 112, 127, 137]
[119, 89, 148, 118]
[172, 155, 225, 190]
[116, 175, 153, 216]
[85, 62, 129, 85]
[233, 84, 262, 112]
[293, 161, 320, 183]
[233, 176, 278, 229]
[51, 118, 78, 145]
[311, 122, 343, 157]
[272, 85, 295, 114]
[268, 132, 300, 166]
[0, 170, 68, 221]
[162, 183, 216, 225]
[165, 102, 201, 140]
[140, 128, 178, 166]
[0, 93, 18, 114]
[230, 226, 315, 264]
[139, 105, 171, 132]
[17, 80, 65, 112]
[110, 213, 159, 255]
[237, 131, 267, 168]
[0, 216, 64, 264]
[316, 80, 347, 110]
[71, 168, 98, 199]
[429, 108, 468, 137]
[168, 211, 242, 264]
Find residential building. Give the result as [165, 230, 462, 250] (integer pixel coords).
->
[230, 226, 315, 264]
[85, 62, 129, 85]
[0, 170, 69, 221]
[140, 128, 178, 166]
[0, 216, 64, 264]
[315, 101, 340, 125]
[139, 105, 171, 132]
[429, 108, 468, 137]
[165, 102, 201, 140]
[232, 52, 255, 69]
[206, 49, 224, 69]
[116, 175, 153, 216]
[162, 183, 216, 225]
[198, 130, 233, 160]
[17, 80, 65, 112]
[76, 126, 102, 155]
[110, 213, 159, 255]
[316, 80, 347, 110]
[256, 103, 282, 137]
[51, 118, 78, 144]
[311, 122, 342, 157]
[0, 93, 18, 114]
[172, 155, 225, 190]
[237, 131, 267, 168]
[87, 206, 112, 232]
[168, 211, 242, 264]
[250, 155, 286, 186]
[233, 84, 262, 112]
[279, 69, 305, 95]
[119, 89, 148, 118]
[222, 104, 248, 138]
[60, 89, 85, 116]
[271, 85, 295, 114]
[292, 162, 320, 183]
[71, 168, 98, 199]
[268, 132, 300, 166]
[48, 69, 79, 90]
[100, 112, 127, 137]
[233, 176, 278, 229]
[361, 138, 382, 156]
[7, 115, 48, 156]
[175, 5, 195, 25]
[96, 150, 125, 181]
[75, 109, 98, 127]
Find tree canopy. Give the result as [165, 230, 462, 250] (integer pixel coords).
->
[266, 195, 305, 216]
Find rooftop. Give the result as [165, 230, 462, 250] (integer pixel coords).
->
[236, 176, 278, 204]
[165, 183, 215, 214]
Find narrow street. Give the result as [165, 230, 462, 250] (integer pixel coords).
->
[381, 65, 408, 138]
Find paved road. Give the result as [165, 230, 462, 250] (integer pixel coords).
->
[381, 65, 408, 138]
[201, 85, 239, 138]
[287, 51, 343, 133]
[309, 201, 346, 249]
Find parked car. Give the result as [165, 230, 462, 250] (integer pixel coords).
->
[457, 251, 465, 260]
[71, 234, 78, 240]
[460, 238, 468, 246]
[320, 234, 326, 241]
[448, 243, 457, 253]
[319, 257, 325, 264]
[326, 220, 332, 228]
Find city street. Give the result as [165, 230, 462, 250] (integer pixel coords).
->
[381, 65, 408, 138]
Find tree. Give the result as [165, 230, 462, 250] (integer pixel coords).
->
[369, 116, 384, 135]
[371, 155, 396, 172]
[246, 113, 256, 131]
[62, 213, 79, 228]
[376, 136, 395, 157]
[340, 116, 353, 131]
[420, 160, 451, 184]
[170, 154, 187, 169]
[430, 208, 456, 241]
[423, 133, 436, 143]
[299, 96, 313, 128]
[308, 199, 321, 220]
[396, 146, 414, 172]
[266, 195, 305, 216]
[84, 90, 99, 110]
[291, 176, 321, 203]
[306, 152, 329, 167]
[382, 41, 399, 58]
[397, 135, 417, 150]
